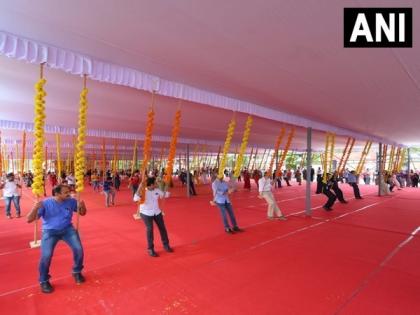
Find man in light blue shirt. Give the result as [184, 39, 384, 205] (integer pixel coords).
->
[211, 177, 242, 233]
[27, 184, 87, 293]
[347, 171, 362, 199]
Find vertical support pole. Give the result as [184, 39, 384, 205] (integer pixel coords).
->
[305, 128, 312, 216]
[407, 148, 411, 186]
[378, 143, 383, 196]
[186, 144, 191, 198]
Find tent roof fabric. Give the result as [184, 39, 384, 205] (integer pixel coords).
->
[0, 0, 419, 149]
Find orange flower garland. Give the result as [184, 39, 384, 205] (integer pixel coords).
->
[267, 127, 285, 176]
[139, 107, 155, 204]
[20, 131, 26, 175]
[275, 127, 295, 177]
[164, 109, 181, 185]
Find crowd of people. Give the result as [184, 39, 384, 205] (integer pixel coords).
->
[1, 163, 419, 294]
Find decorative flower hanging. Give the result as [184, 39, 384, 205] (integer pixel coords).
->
[276, 127, 295, 177]
[267, 127, 285, 176]
[75, 82, 89, 193]
[234, 115, 253, 177]
[32, 71, 47, 197]
[218, 116, 236, 178]
[140, 107, 155, 204]
[164, 109, 181, 185]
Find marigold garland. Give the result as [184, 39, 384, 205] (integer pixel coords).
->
[275, 127, 295, 177]
[218, 116, 236, 178]
[233, 116, 253, 177]
[267, 127, 286, 176]
[55, 134, 62, 179]
[164, 109, 181, 184]
[75, 85, 89, 193]
[31, 76, 47, 197]
[20, 131, 26, 175]
[140, 107, 155, 204]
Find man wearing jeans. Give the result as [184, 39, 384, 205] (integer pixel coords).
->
[0, 173, 22, 219]
[211, 176, 242, 234]
[139, 177, 173, 257]
[258, 172, 287, 220]
[27, 184, 87, 293]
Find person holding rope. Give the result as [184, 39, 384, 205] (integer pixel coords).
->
[27, 184, 87, 293]
[347, 170, 362, 199]
[137, 176, 173, 257]
[322, 174, 337, 211]
[258, 171, 287, 220]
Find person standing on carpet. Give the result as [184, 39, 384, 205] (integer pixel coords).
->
[258, 171, 287, 221]
[347, 170, 362, 199]
[0, 172, 22, 219]
[102, 176, 116, 207]
[211, 176, 242, 233]
[27, 184, 87, 294]
[138, 177, 173, 257]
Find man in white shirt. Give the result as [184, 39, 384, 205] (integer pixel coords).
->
[258, 171, 286, 220]
[139, 177, 173, 257]
[0, 173, 22, 219]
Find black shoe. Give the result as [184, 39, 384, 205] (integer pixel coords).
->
[233, 226, 243, 232]
[225, 228, 233, 234]
[323, 206, 333, 211]
[40, 281, 54, 293]
[356, 197, 363, 199]
[148, 249, 159, 257]
[340, 200, 348, 204]
[73, 273, 86, 284]
[164, 246, 173, 253]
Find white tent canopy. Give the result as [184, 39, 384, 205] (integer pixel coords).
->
[1, 0, 419, 152]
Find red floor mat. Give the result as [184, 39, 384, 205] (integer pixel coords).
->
[0, 180, 419, 314]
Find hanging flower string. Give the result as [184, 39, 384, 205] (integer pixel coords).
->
[164, 109, 181, 185]
[139, 102, 155, 204]
[267, 127, 286, 176]
[233, 115, 253, 177]
[75, 76, 89, 193]
[32, 65, 47, 197]
[275, 127, 295, 177]
[20, 131, 26, 175]
[218, 115, 236, 178]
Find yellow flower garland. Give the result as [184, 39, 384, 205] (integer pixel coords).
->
[164, 109, 181, 184]
[75, 86, 89, 192]
[32, 77, 47, 197]
[233, 115, 253, 177]
[218, 117, 236, 178]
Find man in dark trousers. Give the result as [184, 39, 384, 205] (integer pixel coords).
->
[27, 184, 87, 293]
[322, 174, 337, 211]
[347, 170, 362, 199]
[139, 177, 173, 257]
[331, 172, 347, 203]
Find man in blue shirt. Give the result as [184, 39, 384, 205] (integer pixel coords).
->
[211, 176, 242, 233]
[27, 184, 87, 294]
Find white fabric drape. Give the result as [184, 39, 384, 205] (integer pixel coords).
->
[0, 30, 396, 144]
[0, 119, 223, 146]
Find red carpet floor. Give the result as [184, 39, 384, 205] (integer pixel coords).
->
[0, 180, 419, 314]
